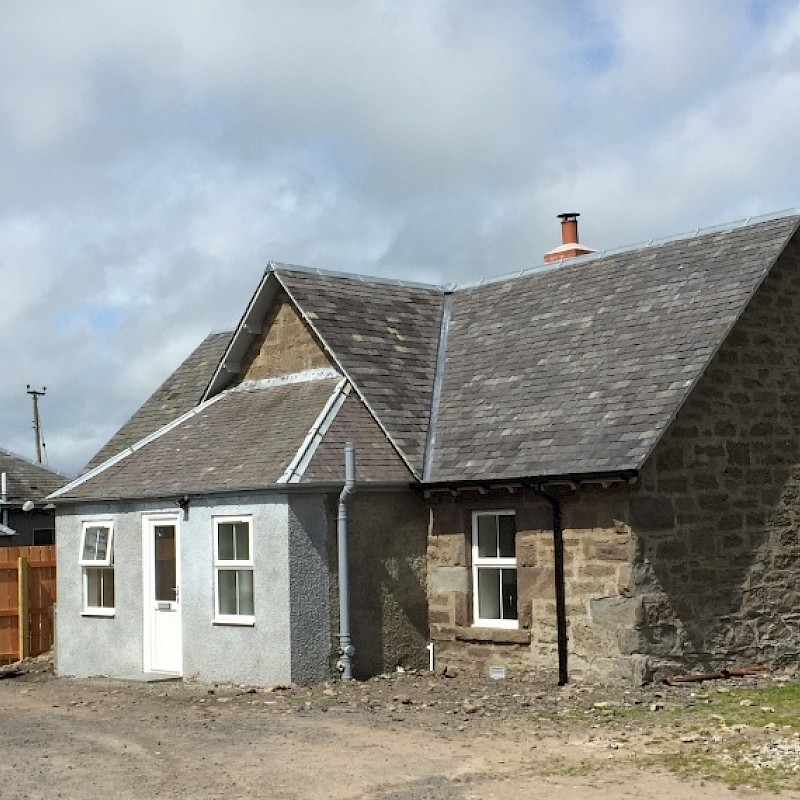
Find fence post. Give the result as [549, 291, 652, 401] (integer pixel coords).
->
[18, 557, 29, 661]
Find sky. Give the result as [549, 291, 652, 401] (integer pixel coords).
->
[2, 0, 800, 477]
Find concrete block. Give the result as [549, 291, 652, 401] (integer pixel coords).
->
[430, 566, 469, 594]
[589, 595, 642, 627]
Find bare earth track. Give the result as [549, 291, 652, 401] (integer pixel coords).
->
[1, 655, 799, 799]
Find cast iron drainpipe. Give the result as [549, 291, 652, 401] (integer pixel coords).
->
[532, 487, 568, 685]
[336, 443, 356, 680]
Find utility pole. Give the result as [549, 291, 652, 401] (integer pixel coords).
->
[26, 385, 46, 464]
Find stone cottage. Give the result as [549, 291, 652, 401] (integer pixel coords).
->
[51, 210, 800, 685]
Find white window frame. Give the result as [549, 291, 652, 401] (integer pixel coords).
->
[213, 516, 254, 625]
[471, 510, 518, 629]
[80, 521, 115, 616]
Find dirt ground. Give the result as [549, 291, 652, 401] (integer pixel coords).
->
[2, 655, 800, 799]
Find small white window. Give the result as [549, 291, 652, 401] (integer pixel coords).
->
[80, 522, 115, 615]
[472, 511, 517, 629]
[213, 517, 254, 624]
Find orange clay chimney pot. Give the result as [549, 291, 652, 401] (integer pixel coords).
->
[543, 212, 596, 263]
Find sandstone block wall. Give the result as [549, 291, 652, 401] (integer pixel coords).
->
[427, 487, 638, 681]
[631, 235, 800, 679]
[239, 289, 332, 381]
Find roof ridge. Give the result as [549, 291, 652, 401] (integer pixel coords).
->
[0, 446, 71, 478]
[457, 207, 800, 290]
[268, 207, 800, 294]
[268, 261, 447, 293]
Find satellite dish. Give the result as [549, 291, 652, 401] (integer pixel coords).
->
[22, 500, 35, 512]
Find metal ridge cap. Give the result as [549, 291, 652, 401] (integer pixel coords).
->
[455, 206, 800, 291]
[268, 261, 447, 293]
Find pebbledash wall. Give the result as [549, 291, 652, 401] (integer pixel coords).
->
[56, 492, 331, 685]
[326, 491, 430, 679]
[427, 235, 800, 684]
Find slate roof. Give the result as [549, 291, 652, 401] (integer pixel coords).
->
[59, 209, 800, 501]
[57, 379, 341, 501]
[303, 393, 413, 483]
[429, 214, 800, 481]
[274, 266, 445, 475]
[85, 331, 233, 470]
[0, 447, 68, 504]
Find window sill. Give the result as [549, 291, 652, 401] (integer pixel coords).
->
[81, 610, 115, 618]
[212, 617, 255, 627]
[455, 626, 531, 645]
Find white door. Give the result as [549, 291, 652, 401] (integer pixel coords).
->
[144, 515, 182, 674]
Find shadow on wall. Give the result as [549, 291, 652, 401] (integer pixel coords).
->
[632, 242, 800, 674]
[326, 491, 429, 679]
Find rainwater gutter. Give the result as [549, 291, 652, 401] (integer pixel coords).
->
[336, 444, 356, 680]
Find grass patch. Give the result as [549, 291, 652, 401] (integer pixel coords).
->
[585, 681, 800, 730]
[641, 751, 799, 793]
[579, 681, 800, 791]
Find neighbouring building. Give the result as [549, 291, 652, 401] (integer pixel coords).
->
[51, 209, 800, 685]
[0, 447, 66, 546]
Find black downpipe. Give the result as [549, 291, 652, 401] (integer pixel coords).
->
[550, 498, 568, 685]
[532, 488, 568, 685]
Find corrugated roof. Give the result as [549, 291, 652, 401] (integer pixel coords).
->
[84, 331, 233, 471]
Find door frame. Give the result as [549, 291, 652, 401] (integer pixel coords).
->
[142, 512, 183, 675]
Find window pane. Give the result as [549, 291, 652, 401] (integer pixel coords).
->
[103, 569, 115, 608]
[498, 515, 516, 558]
[86, 568, 102, 607]
[82, 528, 98, 561]
[217, 524, 235, 561]
[501, 569, 518, 620]
[477, 515, 497, 558]
[218, 570, 238, 615]
[33, 529, 54, 546]
[234, 523, 250, 561]
[477, 567, 501, 620]
[238, 570, 254, 616]
[154, 526, 176, 602]
[95, 530, 108, 561]
[86, 568, 114, 609]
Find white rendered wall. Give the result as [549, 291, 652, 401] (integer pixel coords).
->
[55, 493, 298, 686]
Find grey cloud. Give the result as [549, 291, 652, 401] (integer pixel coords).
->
[2, 1, 800, 474]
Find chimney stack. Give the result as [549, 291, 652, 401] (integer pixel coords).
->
[543, 212, 596, 263]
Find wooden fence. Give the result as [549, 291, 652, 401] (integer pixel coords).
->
[0, 545, 56, 665]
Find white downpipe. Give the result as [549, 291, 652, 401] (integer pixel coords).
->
[426, 642, 435, 672]
[1, 472, 7, 529]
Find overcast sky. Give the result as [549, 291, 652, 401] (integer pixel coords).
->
[3, 0, 800, 476]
